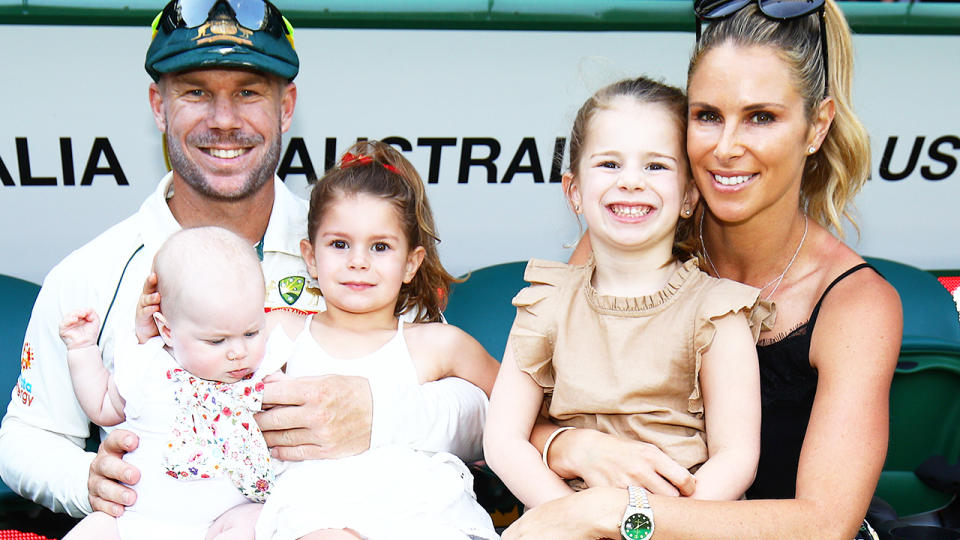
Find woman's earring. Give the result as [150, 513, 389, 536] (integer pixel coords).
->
[574, 203, 581, 214]
[682, 207, 692, 217]
[808, 146, 817, 155]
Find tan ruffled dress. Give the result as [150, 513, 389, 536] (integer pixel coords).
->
[510, 258, 774, 479]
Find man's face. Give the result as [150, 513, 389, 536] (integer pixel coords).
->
[150, 68, 296, 201]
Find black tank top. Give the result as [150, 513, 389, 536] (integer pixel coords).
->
[746, 263, 877, 499]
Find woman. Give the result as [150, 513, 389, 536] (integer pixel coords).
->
[503, 1, 902, 538]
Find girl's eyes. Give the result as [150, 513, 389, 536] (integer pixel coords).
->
[244, 330, 260, 338]
[646, 162, 669, 172]
[372, 242, 390, 253]
[330, 240, 347, 249]
[207, 338, 225, 345]
[597, 160, 619, 169]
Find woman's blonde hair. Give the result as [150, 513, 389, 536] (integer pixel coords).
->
[689, 0, 870, 236]
[305, 140, 458, 323]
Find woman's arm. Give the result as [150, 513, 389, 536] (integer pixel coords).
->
[533, 421, 697, 496]
[484, 339, 575, 507]
[689, 311, 761, 500]
[511, 268, 901, 539]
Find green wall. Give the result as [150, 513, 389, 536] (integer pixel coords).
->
[1, 1, 959, 34]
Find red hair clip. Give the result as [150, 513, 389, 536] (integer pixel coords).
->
[340, 152, 399, 174]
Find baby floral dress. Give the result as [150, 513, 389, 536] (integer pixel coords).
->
[163, 367, 273, 501]
[112, 331, 289, 539]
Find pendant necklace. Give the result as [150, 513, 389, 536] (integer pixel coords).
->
[699, 211, 809, 300]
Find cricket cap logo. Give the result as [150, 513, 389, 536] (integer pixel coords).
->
[193, 13, 253, 47]
[278, 276, 305, 305]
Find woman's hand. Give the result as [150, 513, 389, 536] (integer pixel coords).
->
[550, 428, 696, 497]
[135, 272, 160, 344]
[502, 487, 624, 540]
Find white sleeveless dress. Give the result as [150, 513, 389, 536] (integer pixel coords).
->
[255, 316, 498, 540]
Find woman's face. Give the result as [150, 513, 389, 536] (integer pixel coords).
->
[687, 43, 821, 225]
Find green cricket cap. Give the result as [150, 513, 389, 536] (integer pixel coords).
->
[145, 0, 299, 82]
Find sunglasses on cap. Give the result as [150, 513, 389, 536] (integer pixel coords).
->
[156, 0, 292, 38]
[694, 0, 829, 97]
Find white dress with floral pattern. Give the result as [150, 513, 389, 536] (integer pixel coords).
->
[113, 331, 289, 540]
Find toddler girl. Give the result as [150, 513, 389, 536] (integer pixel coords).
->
[59, 226, 287, 539]
[254, 141, 500, 540]
[484, 77, 772, 510]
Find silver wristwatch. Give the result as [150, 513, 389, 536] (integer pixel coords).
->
[621, 486, 654, 540]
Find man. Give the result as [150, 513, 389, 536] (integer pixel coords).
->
[0, 0, 486, 518]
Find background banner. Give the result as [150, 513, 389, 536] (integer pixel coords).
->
[1, 23, 958, 284]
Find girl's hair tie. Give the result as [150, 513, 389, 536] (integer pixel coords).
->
[340, 151, 399, 174]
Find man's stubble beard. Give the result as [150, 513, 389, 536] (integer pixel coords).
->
[165, 123, 282, 202]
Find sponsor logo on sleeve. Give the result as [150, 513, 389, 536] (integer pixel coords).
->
[16, 342, 35, 406]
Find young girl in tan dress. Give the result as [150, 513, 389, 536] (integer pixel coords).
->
[484, 77, 773, 511]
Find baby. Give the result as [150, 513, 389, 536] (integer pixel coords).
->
[59, 226, 286, 540]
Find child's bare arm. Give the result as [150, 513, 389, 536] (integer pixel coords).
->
[59, 309, 126, 426]
[689, 311, 761, 500]
[428, 324, 499, 397]
[483, 338, 575, 507]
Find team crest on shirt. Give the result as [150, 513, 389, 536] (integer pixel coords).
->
[278, 276, 305, 305]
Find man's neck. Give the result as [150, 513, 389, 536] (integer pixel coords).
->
[166, 176, 275, 246]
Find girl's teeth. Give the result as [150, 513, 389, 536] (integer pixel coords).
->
[209, 148, 243, 159]
[713, 173, 751, 186]
[610, 205, 651, 217]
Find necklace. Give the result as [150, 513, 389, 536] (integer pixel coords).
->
[699, 211, 809, 300]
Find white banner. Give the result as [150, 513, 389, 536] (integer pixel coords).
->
[1, 25, 958, 285]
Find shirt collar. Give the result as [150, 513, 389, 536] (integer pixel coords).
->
[137, 172, 308, 258]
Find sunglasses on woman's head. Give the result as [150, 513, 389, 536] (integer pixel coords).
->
[693, 0, 829, 97]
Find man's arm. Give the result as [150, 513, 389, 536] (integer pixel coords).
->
[258, 374, 487, 463]
[0, 271, 98, 517]
[371, 376, 488, 461]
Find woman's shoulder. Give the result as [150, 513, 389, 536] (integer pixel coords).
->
[812, 234, 899, 311]
[806, 234, 902, 366]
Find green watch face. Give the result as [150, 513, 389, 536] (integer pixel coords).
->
[622, 512, 653, 540]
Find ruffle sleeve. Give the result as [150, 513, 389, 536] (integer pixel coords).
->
[509, 259, 573, 390]
[689, 278, 777, 413]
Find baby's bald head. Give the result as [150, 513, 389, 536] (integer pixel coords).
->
[154, 227, 264, 322]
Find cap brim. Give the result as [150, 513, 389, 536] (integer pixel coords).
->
[151, 45, 298, 80]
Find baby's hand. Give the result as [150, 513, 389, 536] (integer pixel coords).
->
[135, 272, 161, 344]
[59, 308, 100, 350]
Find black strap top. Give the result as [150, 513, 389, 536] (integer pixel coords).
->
[746, 263, 877, 500]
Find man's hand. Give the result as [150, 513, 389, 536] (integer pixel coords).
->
[256, 375, 373, 460]
[88, 429, 141, 517]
